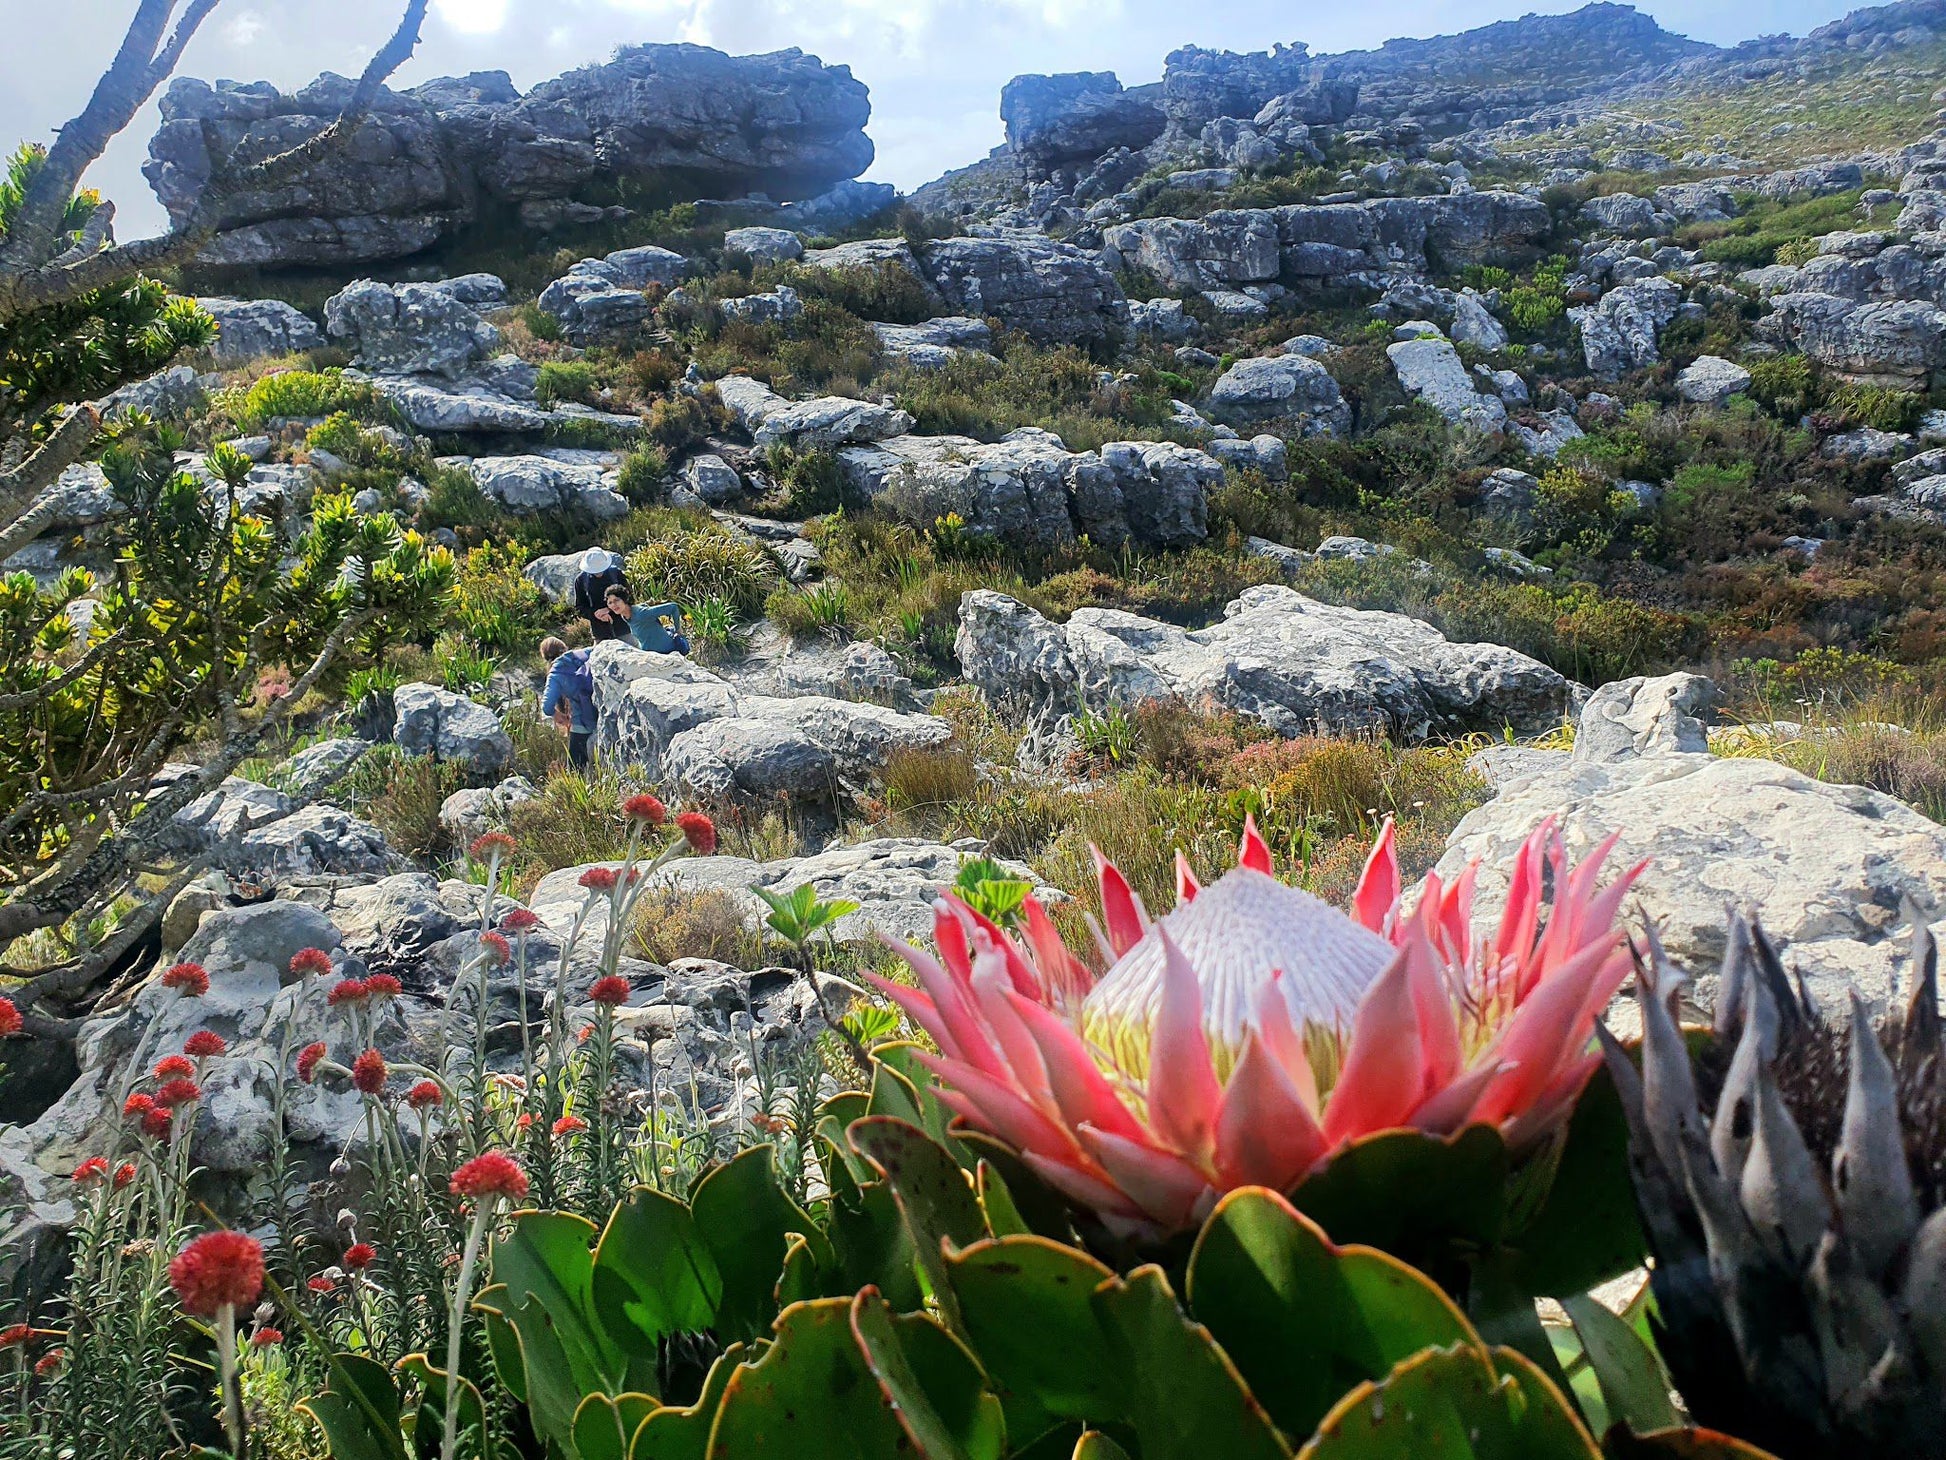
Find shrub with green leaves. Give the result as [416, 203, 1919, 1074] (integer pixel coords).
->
[221, 368, 381, 431]
[535, 359, 600, 407]
[627, 527, 779, 620]
[616, 443, 670, 502]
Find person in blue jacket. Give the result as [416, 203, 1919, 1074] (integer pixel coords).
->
[539, 635, 598, 769]
[605, 584, 688, 655]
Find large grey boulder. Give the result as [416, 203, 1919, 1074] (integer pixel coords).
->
[1387, 336, 1508, 434]
[916, 236, 1128, 347]
[955, 585, 1575, 740]
[723, 226, 804, 263]
[838, 428, 1223, 550]
[588, 643, 950, 804]
[1675, 354, 1752, 405]
[1207, 354, 1349, 434]
[1437, 676, 1946, 1012]
[198, 297, 324, 364]
[145, 48, 873, 268]
[536, 245, 687, 342]
[873, 317, 993, 369]
[439, 775, 539, 845]
[463, 454, 630, 518]
[323, 279, 500, 377]
[163, 772, 393, 878]
[713, 374, 913, 449]
[392, 682, 512, 779]
[1760, 292, 1946, 387]
[1569, 276, 1683, 377]
[1000, 72, 1166, 176]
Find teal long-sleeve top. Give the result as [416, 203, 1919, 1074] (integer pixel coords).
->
[625, 602, 686, 654]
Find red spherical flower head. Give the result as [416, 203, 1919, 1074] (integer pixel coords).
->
[183, 1030, 227, 1059]
[155, 1077, 202, 1108]
[306, 1274, 337, 1294]
[405, 1079, 443, 1111]
[551, 1114, 587, 1136]
[363, 973, 402, 999]
[350, 1049, 387, 1095]
[142, 1107, 173, 1140]
[514, 1112, 534, 1131]
[450, 1151, 528, 1203]
[162, 962, 210, 997]
[623, 793, 667, 826]
[578, 866, 619, 893]
[295, 1041, 328, 1083]
[342, 1242, 377, 1271]
[0, 1324, 29, 1347]
[676, 811, 717, 856]
[123, 1092, 157, 1122]
[250, 1328, 284, 1348]
[469, 831, 517, 861]
[288, 947, 334, 979]
[326, 978, 369, 1007]
[153, 1055, 196, 1082]
[498, 907, 541, 935]
[479, 931, 511, 966]
[169, 1230, 266, 1317]
[0, 998, 21, 1037]
[71, 1157, 109, 1185]
[588, 975, 631, 1007]
[33, 1350, 60, 1377]
[113, 1163, 137, 1190]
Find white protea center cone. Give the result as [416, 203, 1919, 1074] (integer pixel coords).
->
[1081, 867, 1393, 1078]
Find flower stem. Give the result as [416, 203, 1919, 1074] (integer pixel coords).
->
[441, 1204, 492, 1460]
[216, 1302, 245, 1460]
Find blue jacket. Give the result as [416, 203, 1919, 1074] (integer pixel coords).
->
[626, 602, 686, 654]
[541, 648, 596, 733]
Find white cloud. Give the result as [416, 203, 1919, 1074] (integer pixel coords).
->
[434, 0, 513, 34]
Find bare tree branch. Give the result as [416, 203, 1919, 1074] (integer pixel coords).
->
[0, 0, 431, 323]
[9, 861, 203, 1020]
[0, 405, 102, 516]
[0, 1, 192, 271]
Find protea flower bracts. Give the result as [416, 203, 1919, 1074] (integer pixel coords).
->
[1603, 914, 1946, 1458]
[870, 816, 1642, 1238]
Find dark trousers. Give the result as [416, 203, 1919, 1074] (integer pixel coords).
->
[568, 730, 592, 769]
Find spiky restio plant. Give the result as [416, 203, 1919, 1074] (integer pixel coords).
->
[1600, 914, 1946, 1458]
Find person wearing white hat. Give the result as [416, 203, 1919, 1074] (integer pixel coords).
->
[571, 547, 631, 642]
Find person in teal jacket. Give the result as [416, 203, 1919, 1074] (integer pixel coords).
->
[606, 584, 688, 655]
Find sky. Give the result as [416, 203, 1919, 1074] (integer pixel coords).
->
[0, 0, 1879, 238]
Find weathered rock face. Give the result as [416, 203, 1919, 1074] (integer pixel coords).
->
[714, 374, 915, 450]
[1001, 72, 1167, 176]
[1206, 354, 1350, 434]
[536, 245, 690, 343]
[956, 585, 1575, 740]
[160, 771, 395, 879]
[837, 427, 1223, 551]
[198, 297, 323, 364]
[1387, 335, 1508, 435]
[323, 279, 500, 378]
[145, 46, 873, 267]
[917, 236, 1129, 347]
[460, 452, 631, 519]
[1100, 192, 1552, 294]
[1569, 277, 1683, 378]
[1760, 291, 1946, 387]
[392, 682, 512, 780]
[1438, 672, 1946, 1013]
[588, 644, 950, 806]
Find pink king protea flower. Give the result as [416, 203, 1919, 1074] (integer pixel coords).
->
[869, 815, 1640, 1239]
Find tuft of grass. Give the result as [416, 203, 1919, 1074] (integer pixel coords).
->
[627, 526, 779, 620]
[629, 885, 766, 967]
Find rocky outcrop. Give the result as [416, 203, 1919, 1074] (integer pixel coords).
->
[1206, 354, 1349, 434]
[323, 279, 501, 377]
[1760, 291, 1946, 387]
[198, 297, 323, 364]
[587, 644, 950, 805]
[160, 772, 394, 879]
[918, 236, 1129, 347]
[392, 682, 512, 780]
[1438, 672, 1946, 1012]
[145, 46, 873, 267]
[536, 245, 690, 343]
[1388, 335, 1508, 434]
[1569, 277, 1683, 378]
[1099, 192, 1552, 294]
[837, 427, 1223, 550]
[458, 452, 632, 519]
[714, 374, 914, 449]
[1001, 73, 1166, 177]
[956, 585, 1575, 740]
